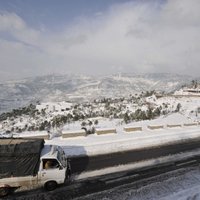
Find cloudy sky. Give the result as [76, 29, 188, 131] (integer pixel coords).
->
[0, 0, 199, 80]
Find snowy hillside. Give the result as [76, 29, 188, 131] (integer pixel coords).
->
[1, 92, 200, 137]
[0, 73, 192, 114]
[1, 91, 200, 199]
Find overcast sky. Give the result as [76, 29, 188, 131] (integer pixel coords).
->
[0, 0, 199, 81]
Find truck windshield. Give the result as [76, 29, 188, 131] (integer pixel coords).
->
[57, 148, 66, 167]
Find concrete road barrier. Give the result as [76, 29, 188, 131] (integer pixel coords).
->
[167, 124, 182, 128]
[183, 123, 198, 127]
[148, 125, 164, 130]
[96, 128, 117, 135]
[124, 126, 142, 132]
[62, 130, 86, 138]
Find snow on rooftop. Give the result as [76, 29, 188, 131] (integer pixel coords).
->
[62, 129, 85, 134]
[95, 127, 116, 131]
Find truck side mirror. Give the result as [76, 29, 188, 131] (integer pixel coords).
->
[59, 166, 63, 170]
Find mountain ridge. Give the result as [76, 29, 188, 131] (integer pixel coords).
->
[0, 73, 194, 114]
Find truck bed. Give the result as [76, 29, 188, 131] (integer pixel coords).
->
[0, 138, 44, 179]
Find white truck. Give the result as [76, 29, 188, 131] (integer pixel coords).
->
[0, 138, 71, 196]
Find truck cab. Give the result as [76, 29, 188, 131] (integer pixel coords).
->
[39, 145, 70, 190]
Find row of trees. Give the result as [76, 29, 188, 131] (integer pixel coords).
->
[0, 104, 38, 121]
[123, 107, 162, 124]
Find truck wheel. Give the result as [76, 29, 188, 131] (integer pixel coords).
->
[45, 181, 57, 191]
[0, 187, 9, 197]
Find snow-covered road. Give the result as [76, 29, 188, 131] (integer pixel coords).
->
[75, 166, 200, 200]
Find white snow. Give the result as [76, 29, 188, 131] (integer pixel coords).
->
[44, 112, 199, 156]
[62, 130, 85, 134]
[2, 95, 200, 199]
[45, 111, 200, 199]
[17, 131, 48, 137]
[45, 125, 200, 157]
[36, 101, 72, 112]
